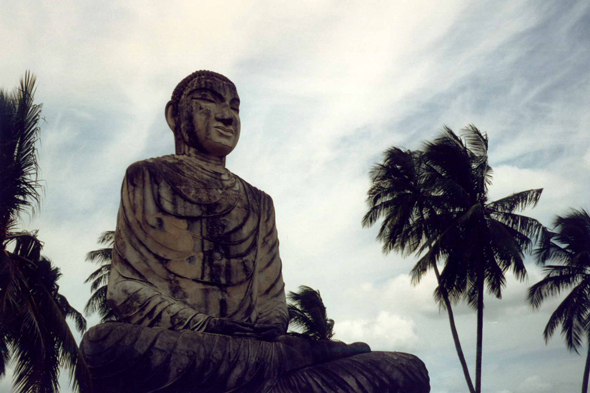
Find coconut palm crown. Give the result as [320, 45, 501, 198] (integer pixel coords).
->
[528, 209, 590, 393]
[287, 286, 335, 340]
[364, 125, 546, 393]
[0, 72, 91, 393]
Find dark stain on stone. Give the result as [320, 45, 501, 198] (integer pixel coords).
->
[168, 274, 187, 300]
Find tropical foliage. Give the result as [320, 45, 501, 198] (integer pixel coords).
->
[287, 285, 335, 340]
[0, 72, 43, 239]
[85, 231, 118, 322]
[364, 125, 546, 393]
[1, 233, 89, 393]
[528, 209, 590, 393]
[0, 72, 91, 393]
[363, 144, 475, 392]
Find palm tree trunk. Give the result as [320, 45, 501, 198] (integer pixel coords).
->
[582, 342, 590, 393]
[418, 205, 475, 393]
[418, 204, 475, 393]
[475, 266, 485, 393]
[433, 264, 476, 393]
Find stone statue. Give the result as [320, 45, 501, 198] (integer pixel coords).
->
[81, 71, 430, 393]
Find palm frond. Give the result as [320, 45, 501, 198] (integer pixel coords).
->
[84, 230, 117, 322]
[84, 285, 108, 316]
[411, 244, 442, 284]
[553, 209, 590, 257]
[533, 230, 571, 265]
[287, 286, 334, 340]
[528, 265, 586, 309]
[5, 231, 43, 263]
[0, 71, 43, 238]
[84, 264, 111, 291]
[461, 125, 488, 158]
[97, 231, 115, 247]
[287, 305, 314, 334]
[85, 248, 113, 265]
[0, 321, 10, 378]
[10, 256, 92, 393]
[488, 219, 526, 281]
[489, 211, 547, 245]
[542, 279, 590, 353]
[55, 293, 87, 333]
[36, 284, 92, 393]
[487, 189, 543, 213]
[529, 207, 590, 356]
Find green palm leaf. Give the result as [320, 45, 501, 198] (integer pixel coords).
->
[528, 208, 590, 392]
[84, 231, 118, 322]
[366, 125, 545, 393]
[0, 72, 43, 240]
[287, 286, 334, 340]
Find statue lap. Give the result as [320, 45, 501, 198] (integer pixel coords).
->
[81, 323, 429, 393]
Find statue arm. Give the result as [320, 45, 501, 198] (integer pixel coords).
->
[107, 161, 213, 331]
[255, 195, 289, 334]
[107, 268, 211, 330]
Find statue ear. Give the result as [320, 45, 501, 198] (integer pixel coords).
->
[165, 101, 177, 132]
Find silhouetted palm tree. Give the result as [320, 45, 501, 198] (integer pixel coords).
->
[85, 231, 118, 322]
[363, 146, 475, 393]
[528, 209, 590, 393]
[0, 72, 91, 393]
[0, 72, 43, 241]
[287, 286, 335, 340]
[365, 126, 546, 393]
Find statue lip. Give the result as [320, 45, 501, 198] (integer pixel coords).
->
[214, 126, 234, 136]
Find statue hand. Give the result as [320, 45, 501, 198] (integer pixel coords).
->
[205, 318, 256, 336]
[254, 324, 285, 340]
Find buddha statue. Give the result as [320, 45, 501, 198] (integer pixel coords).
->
[80, 70, 430, 393]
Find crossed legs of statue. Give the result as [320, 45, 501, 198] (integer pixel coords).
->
[81, 323, 430, 393]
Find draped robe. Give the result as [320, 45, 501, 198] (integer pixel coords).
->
[107, 154, 288, 332]
[81, 155, 430, 393]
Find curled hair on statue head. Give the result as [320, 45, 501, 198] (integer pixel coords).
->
[170, 70, 236, 105]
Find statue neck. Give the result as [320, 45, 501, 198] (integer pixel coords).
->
[176, 144, 227, 169]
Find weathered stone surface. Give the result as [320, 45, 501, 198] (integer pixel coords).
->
[82, 323, 429, 393]
[80, 70, 430, 393]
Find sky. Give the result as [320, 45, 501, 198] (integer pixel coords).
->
[1, 0, 590, 392]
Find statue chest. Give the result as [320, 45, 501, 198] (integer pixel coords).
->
[157, 181, 262, 286]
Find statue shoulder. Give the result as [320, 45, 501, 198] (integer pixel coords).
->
[232, 173, 275, 211]
[124, 155, 177, 181]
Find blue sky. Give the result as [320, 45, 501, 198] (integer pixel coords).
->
[2, 1, 590, 392]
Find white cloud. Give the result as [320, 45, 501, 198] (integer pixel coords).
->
[515, 375, 553, 393]
[337, 311, 419, 351]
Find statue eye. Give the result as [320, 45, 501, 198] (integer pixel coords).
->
[231, 106, 240, 113]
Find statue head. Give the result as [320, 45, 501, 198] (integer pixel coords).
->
[165, 71, 241, 160]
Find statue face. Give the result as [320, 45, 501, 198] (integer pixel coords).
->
[177, 78, 241, 158]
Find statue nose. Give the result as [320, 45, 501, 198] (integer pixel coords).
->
[215, 104, 234, 125]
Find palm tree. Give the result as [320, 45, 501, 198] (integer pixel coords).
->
[0, 72, 91, 393]
[528, 209, 590, 393]
[85, 231, 118, 322]
[0, 71, 43, 241]
[364, 126, 546, 393]
[363, 146, 475, 393]
[2, 233, 89, 393]
[287, 286, 335, 340]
